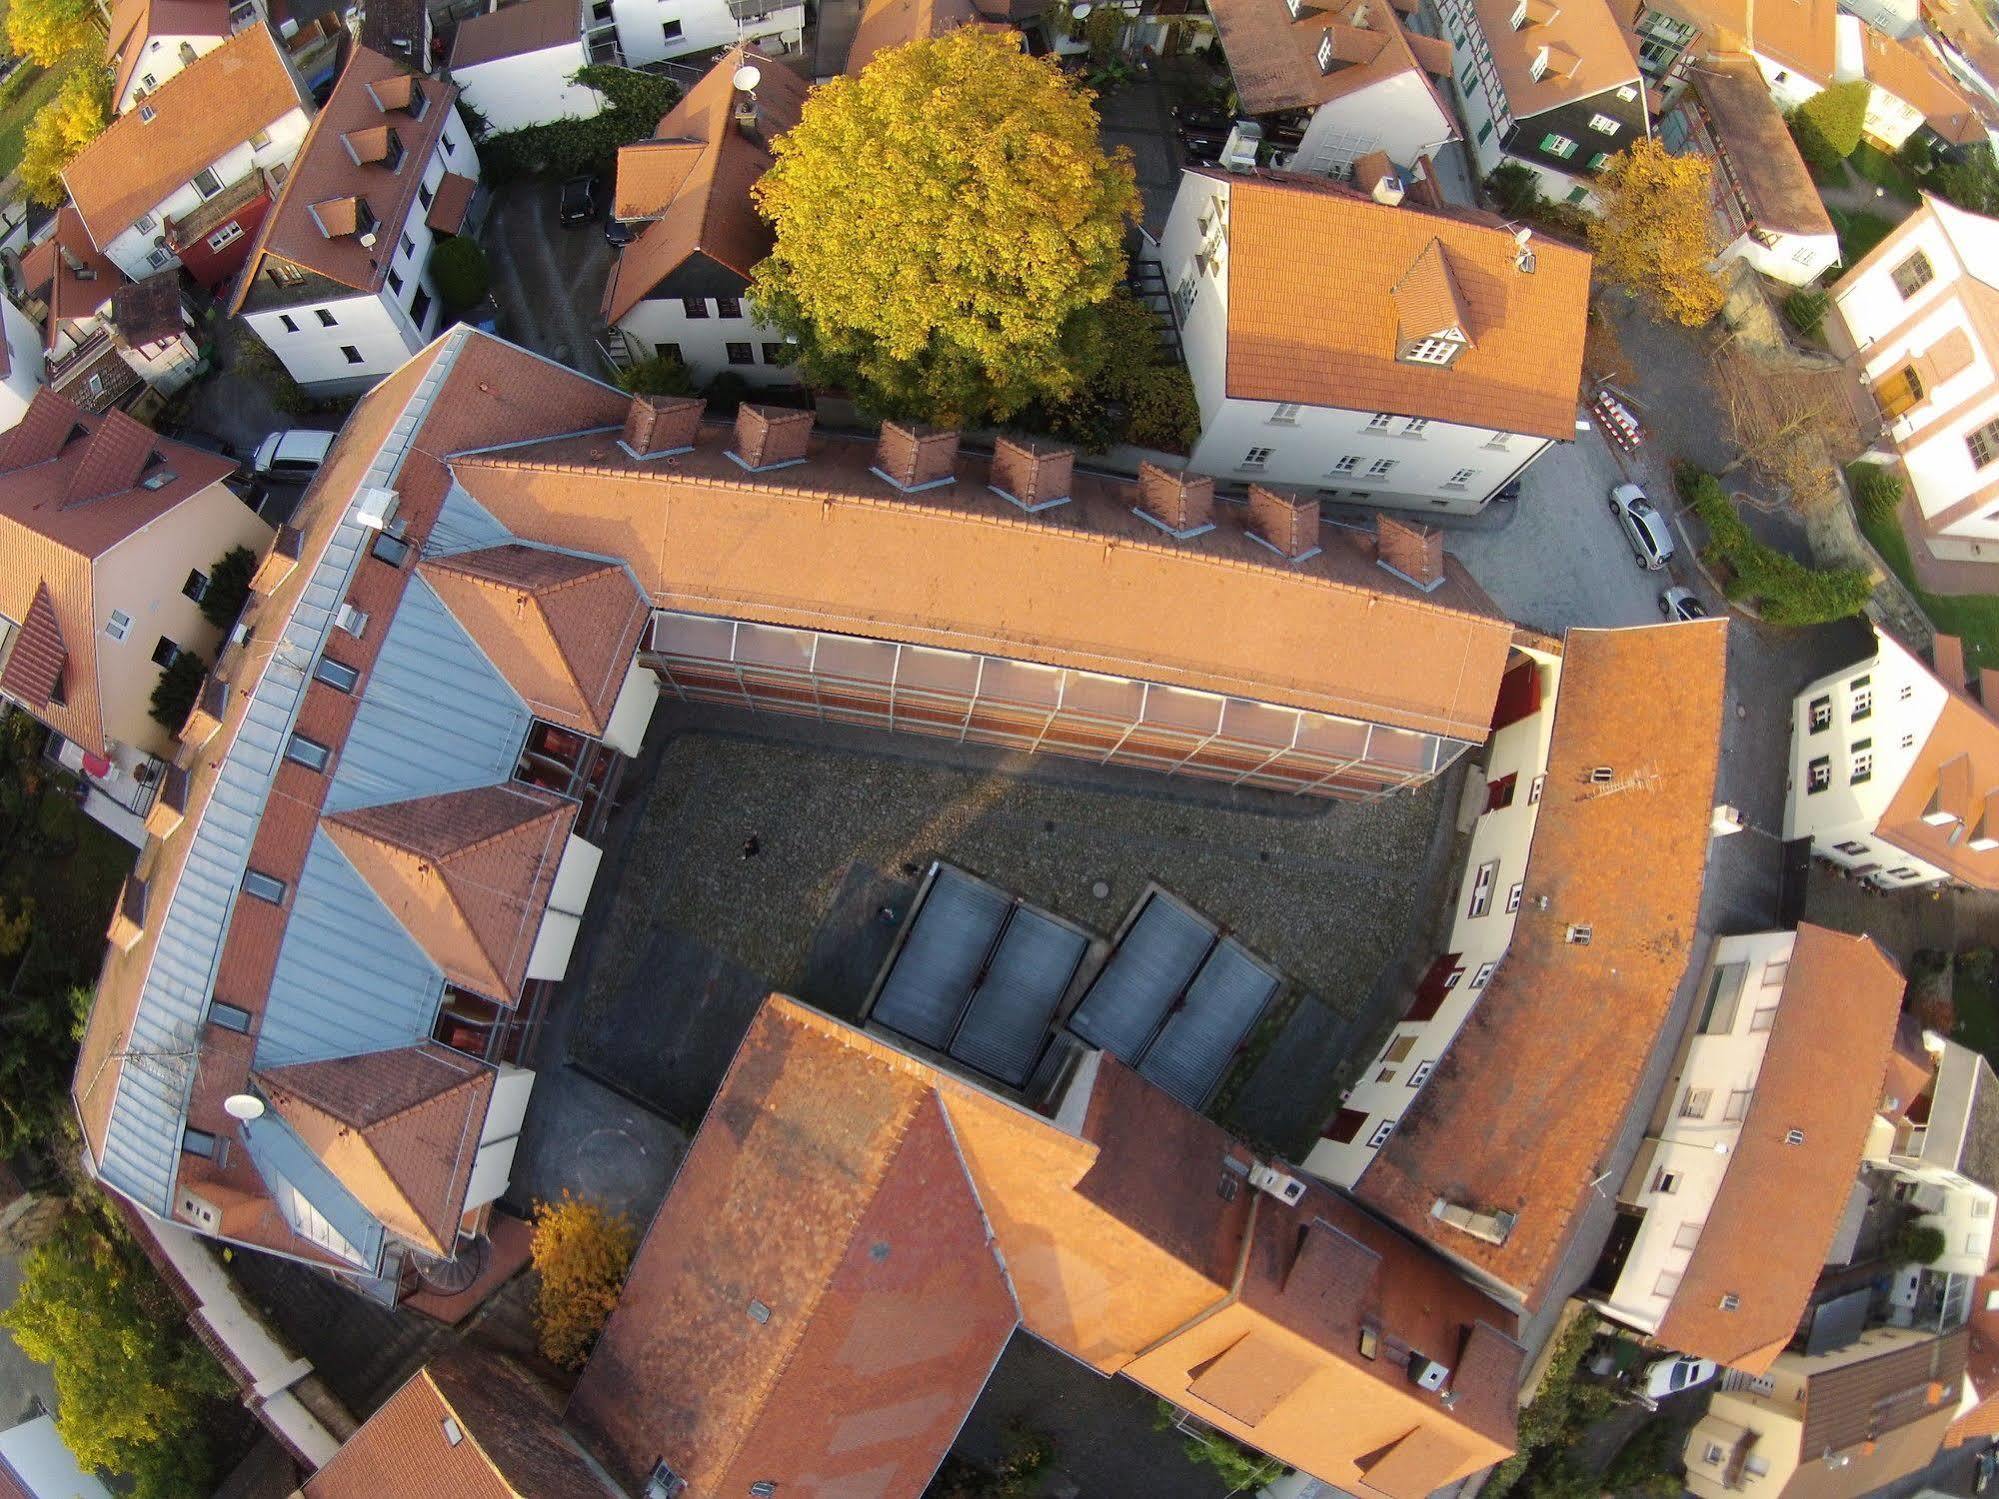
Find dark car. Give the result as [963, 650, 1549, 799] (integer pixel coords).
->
[1492, 478, 1523, 502]
[1178, 132, 1228, 164]
[605, 217, 637, 247]
[558, 175, 602, 227]
[1172, 103, 1235, 135]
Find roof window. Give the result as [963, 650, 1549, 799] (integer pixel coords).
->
[1565, 924, 1592, 945]
[441, 1418, 463, 1446]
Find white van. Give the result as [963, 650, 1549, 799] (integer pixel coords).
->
[251, 429, 335, 479]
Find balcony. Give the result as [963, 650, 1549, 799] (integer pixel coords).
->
[165, 169, 277, 254]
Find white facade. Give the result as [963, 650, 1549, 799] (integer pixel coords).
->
[1285, 70, 1459, 177]
[242, 111, 479, 390]
[453, 39, 606, 131]
[607, 0, 803, 66]
[116, 31, 230, 116]
[1867, 1036, 1999, 1279]
[0, 298, 45, 431]
[100, 107, 312, 283]
[614, 292, 799, 386]
[1162, 173, 1552, 514]
[1727, 224, 1841, 286]
[1752, 51, 1826, 109]
[0, 1415, 112, 1499]
[1306, 643, 1562, 1186]
[1782, 626, 1951, 887]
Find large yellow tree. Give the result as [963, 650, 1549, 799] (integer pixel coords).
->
[20, 69, 107, 207]
[5, 0, 101, 67]
[751, 28, 1139, 424]
[1587, 139, 1725, 327]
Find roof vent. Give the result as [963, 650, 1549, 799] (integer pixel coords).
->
[1133, 461, 1215, 538]
[442, 1418, 463, 1446]
[872, 421, 960, 492]
[727, 405, 814, 472]
[620, 394, 703, 459]
[1408, 1355, 1451, 1392]
[747, 1298, 772, 1323]
[1376, 512, 1445, 591]
[988, 436, 1074, 513]
[1221, 120, 1262, 171]
[1589, 765, 1614, 783]
[1246, 484, 1322, 563]
[1565, 923, 1592, 945]
[335, 602, 369, 638]
[1430, 1198, 1515, 1245]
[352, 486, 399, 530]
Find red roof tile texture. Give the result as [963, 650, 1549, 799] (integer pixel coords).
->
[1209, 0, 1453, 116]
[449, 0, 582, 68]
[0, 582, 68, 709]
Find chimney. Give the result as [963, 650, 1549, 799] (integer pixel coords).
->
[1133, 461, 1216, 538]
[872, 421, 960, 492]
[1246, 485, 1322, 562]
[988, 436, 1074, 513]
[1376, 512, 1445, 591]
[178, 675, 228, 749]
[729, 405, 814, 471]
[252, 525, 303, 593]
[145, 764, 191, 842]
[1352, 152, 1404, 207]
[621, 394, 704, 459]
[107, 874, 147, 953]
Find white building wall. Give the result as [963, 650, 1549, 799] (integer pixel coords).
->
[1288, 70, 1458, 176]
[116, 32, 230, 116]
[610, 0, 803, 66]
[454, 41, 606, 131]
[0, 299, 44, 432]
[1861, 82, 1928, 147]
[616, 295, 799, 385]
[98, 106, 312, 281]
[0, 1414, 112, 1499]
[1726, 227, 1842, 287]
[1754, 51, 1825, 109]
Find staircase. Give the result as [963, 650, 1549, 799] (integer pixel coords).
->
[1126, 232, 1180, 364]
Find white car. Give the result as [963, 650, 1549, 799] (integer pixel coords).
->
[1638, 1354, 1717, 1404]
[1609, 483, 1676, 571]
[251, 428, 335, 480]
[1659, 586, 1708, 622]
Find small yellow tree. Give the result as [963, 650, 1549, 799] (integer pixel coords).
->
[529, 1191, 636, 1369]
[5, 0, 101, 67]
[20, 69, 107, 207]
[1587, 139, 1725, 327]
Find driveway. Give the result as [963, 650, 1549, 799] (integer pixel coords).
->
[483, 178, 617, 375]
[1097, 77, 1191, 237]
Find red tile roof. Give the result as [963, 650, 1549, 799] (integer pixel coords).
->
[427, 172, 477, 236]
[0, 582, 68, 709]
[22, 207, 125, 355]
[1208, 0, 1455, 119]
[449, 0, 581, 67]
[105, 0, 232, 108]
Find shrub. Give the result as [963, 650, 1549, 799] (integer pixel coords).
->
[702, 370, 752, 413]
[618, 352, 696, 397]
[148, 652, 207, 732]
[1847, 461, 1904, 527]
[1795, 80, 1872, 160]
[1487, 161, 1541, 216]
[925, 1427, 1055, 1497]
[478, 67, 680, 179]
[1783, 289, 1829, 338]
[1676, 465, 1875, 626]
[197, 545, 257, 629]
[430, 236, 490, 311]
[1485, 1314, 1616, 1499]
[1124, 365, 1200, 453]
[1893, 1222, 1948, 1265]
[529, 1191, 635, 1369]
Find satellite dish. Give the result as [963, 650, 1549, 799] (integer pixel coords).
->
[732, 63, 762, 92]
[223, 1093, 265, 1121]
[1072, 2, 1092, 14]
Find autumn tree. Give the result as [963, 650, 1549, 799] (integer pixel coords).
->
[20, 68, 108, 207]
[751, 28, 1139, 425]
[1587, 140, 1724, 327]
[1713, 343, 1862, 512]
[5, 0, 101, 66]
[529, 1191, 636, 1369]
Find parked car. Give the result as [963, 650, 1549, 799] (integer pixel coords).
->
[1172, 103, 1235, 135]
[1179, 132, 1227, 164]
[1491, 478, 1522, 503]
[1637, 1355, 1717, 1405]
[558, 175, 602, 227]
[1976, 1444, 1997, 1494]
[1659, 586, 1707, 622]
[605, 218, 637, 247]
[251, 428, 335, 479]
[1609, 482, 1676, 571]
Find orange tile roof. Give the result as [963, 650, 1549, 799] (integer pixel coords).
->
[611, 139, 703, 219]
[1208, 0, 1455, 120]
[1654, 925, 1904, 1373]
[0, 583, 68, 710]
[601, 47, 808, 326]
[65, 26, 305, 246]
[427, 172, 477, 236]
[1466, 0, 1643, 114]
[449, 0, 580, 68]
[846, 0, 980, 71]
[1356, 621, 1731, 1307]
[230, 47, 454, 308]
[1645, 0, 1835, 82]
[322, 783, 578, 1002]
[105, 0, 232, 109]
[1951, 1272, 1999, 1449]
[1208, 170, 1591, 441]
[1868, 634, 1999, 889]
[418, 544, 651, 737]
[23, 207, 124, 355]
[1859, 28, 1987, 143]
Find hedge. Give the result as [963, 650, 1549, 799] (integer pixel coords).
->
[1676, 465, 1874, 626]
[477, 66, 680, 180]
[1847, 462, 1904, 527]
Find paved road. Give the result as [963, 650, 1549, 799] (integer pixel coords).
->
[0, 1250, 58, 1428]
[485, 179, 616, 375]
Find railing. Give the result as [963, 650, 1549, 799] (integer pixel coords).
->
[166, 170, 273, 252]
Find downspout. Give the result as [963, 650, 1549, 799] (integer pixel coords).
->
[1128, 1187, 1262, 1363]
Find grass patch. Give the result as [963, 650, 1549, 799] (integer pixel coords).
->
[0, 53, 83, 180]
[1829, 205, 1897, 265]
[1954, 950, 1999, 1072]
[1858, 502, 1999, 666]
[1852, 140, 1919, 198]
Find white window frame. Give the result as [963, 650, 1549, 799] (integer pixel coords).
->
[1587, 112, 1619, 134]
[104, 609, 133, 641]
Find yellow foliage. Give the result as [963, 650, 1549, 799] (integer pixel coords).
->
[5, 0, 100, 68]
[751, 27, 1139, 424]
[528, 1190, 636, 1369]
[21, 68, 107, 208]
[1587, 139, 1725, 328]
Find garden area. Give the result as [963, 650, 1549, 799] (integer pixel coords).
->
[1855, 481, 1999, 665]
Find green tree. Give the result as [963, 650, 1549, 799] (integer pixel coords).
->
[198, 546, 257, 629]
[1930, 142, 1999, 215]
[1793, 79, 1872, 163]
[20, 68, 107, 207]
[1892, 1221, 1948, 1265]
[5, 0, 100, 66]
[1847, 461, 1904, 526]
[148, 651, 207, 732]
[752, 27, 1139, 424]
[618, 351, 697, 397]
[431, 236, 490, 310]
[1588, 140, 1724, 326]
[2, 1206, 235, 1499]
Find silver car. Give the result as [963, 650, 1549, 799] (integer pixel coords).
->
[1609, 483, 1675, 571]
[1659, 586, 1707, 621]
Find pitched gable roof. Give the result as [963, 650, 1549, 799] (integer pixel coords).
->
[846, 0, 981, 72]
[611, 139, 705, 220]
[321, 783, 577, 1002]
[1392, 238, 1476, 345]
[1686, 55, 1835, 240]
[1871, 632, 1999, 888]
[1210, 0, 1454, 117]
[1464, 0, 1643, 112]
[0, 582, 69, 708]
[23, 208, 124, 355]
[105, 0, 232, 106]
[450, 0, 583, 67]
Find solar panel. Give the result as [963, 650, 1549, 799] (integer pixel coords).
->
[1138, 939, 1281, 1109]
[870, 867, 1010, 1048]
[950, 907, 1089, 1087]
[1068, 895, 1215, 1062]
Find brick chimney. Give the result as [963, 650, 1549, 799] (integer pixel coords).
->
[1133, 461, 1216, 538]
[1246, 485, 1322, 562]
[987, 436, 1073, 513]
[1376, 512, 1446, 591]
[872, 421, 960, 492]
[107, 873, 147, 953]
[729, 405, 814, 472]
[1352, 151, 1404, 206]
[621, 394, 704, 459]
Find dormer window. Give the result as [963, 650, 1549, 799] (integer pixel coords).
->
[1402, 331, 1468, 366]
[1317, 28, 1334, 69]
[1531, 45, 1550, 78]
[1287, 0, 1303, 16]
[382, 130, 405, 172]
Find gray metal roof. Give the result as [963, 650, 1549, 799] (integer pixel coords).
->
[241, 1112, 386, 1272]
[427, 478, 517, 556]
[1067, 895, 1214, 1063]
[951, 907, 1088, 1088]
[871, 867, 1011, 1050]
[1803, 1286, 1873, 1357]
[1137, 939, 1281, 1109]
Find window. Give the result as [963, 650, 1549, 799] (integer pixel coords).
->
[1702, 1442, 1725, 1467]
[285, 733, 331, 771]
[410, 288, 432, 328]
[1367, 1120, 1394, 1148]
[1807, 756, 1831, 793]
[443, 135, 455, 156]
[313, 657, 359, 692]
[1656, 1270, 1683, 1298]
[1724, 1089, 1751, 1121]
[135, 213, 157, 234]
[1850, 675, 1872, 719]
[1172, 271, 1197, 319]
[1540, 132, 1577, 158]
[1384, 1034, 1417, 1063]
[105, 609, 132, 641]
[341, 345, 364, 365]
[1679, 1087, 1712, 1118]
[682, 296, 710, 319]
[242, 870, 287, 904]
[401, 233, 416, 259]
[1487, 773, 1516, 811]
[716, 296, 743, 318]
[1969, 417, 1999, 470]
[279, 314, 298, 333]
[1751, 1005, 1777, 1031]
[193, 167, 224, 199]
[182, 1127, 219, 1158]
[1892, 249, 1934, 299]
[417, 179, 434, 209]
[1785, 1128, 1805, 1145]
[1851, 740, 1873, 784]
[1836, 840, 1870, 856]
[387, 267, 404, 295]
[1446, 468, 1475, 487]
[662, 17, 683, 39]
[316, 308, 337, 327]
[1240, 446, 1274, 471]
[1587, 112, 1619, 134]
[250, 127, 272, 150]
[726, 342, 754, 365]
[647, 1461, 687, 1499]
[762, 343, 789, 365]
[1403, 417, 1430, 435]
[1471, 961, 1495, 988]
[1529, 774, 1544, 804]
[1405, 337, 1461, 365]
[1586, 152, 1610, 172]
[1506, 882, 1522, 913]
[1467, 858, 1499, 917]
[1476, 119, 1493, 143]
[182, 569, 209, 602]
[1269, 403, 1301, 425]
[1673, 1221, 1703, 1250]
[1367, 411, 1393, 430]
[1719, 1292, 1739, 1310]
[1652, 1168, 1679, 1193]
[1808, 694, 1831, 732]
[206, 222, 243, 252]
[147, 247, 171, 270]
[208, 999, 253, 1033]
[1367, 458, 1397, 476]
[151, 636, 182, 668]
[1318, 30, 1335, 68]
[1332, 455, 1361, 473]
[1401, 1060, 1432, 1086]
[1376, 1066, 1397, 1083]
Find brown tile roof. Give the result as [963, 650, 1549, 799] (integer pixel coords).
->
[1645, 0, 1834, 83]
[601, 47, 808, 325]
[1952, 1273, 1999, 1448]
[1872, 637, 1999, 888]
[113, 270, 187, 348]
[450, 0, 581, 66]
[258, 1044, 496, 1256]
[1654, 925, 1904, 1373]
[611, 139, 704, 219]
[1208, 0, 1455, 120]
[321, 782, 578, 1002]
[427, 172, 477, 235]
[1356, 621, 1731, 1307]
[65, 26, 306, 246]
[0, 582, 68, 709]
[1393, 238, 1475, 343]
[570, 996, 1524, 1495]
[417, 544, 651, 736]
[1802, 1328, 1968, 1458]
[1859, 29, 1987, 144]
[230, 47, 455, 309]
[105, 0, 232, 107]
[846, 0, 980, 71]
[449, 423, 1515, 742]
[1686, 55, 1834, 239]
[25, 207, 125, 355]
[1208, 169, 1591, 441]
[359, 0, 428, 58]
[1464, 0, 1642, 114]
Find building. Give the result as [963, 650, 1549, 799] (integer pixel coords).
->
[1205, 0, 1458, 176]
[0, 297, 44, 435]
[232, 48, 481, 393]
[61, 25, 314, 289]
[601, 47, 804, 385]
[568, 994, 1527, 1497]
[106, 0, 246, 117]
[593, 0, 803, 70]
[301, 1351, 618, 1497]
[1851, 24, 1993, 151]
[448, 0, 607, 132]
[0, 1413, 111, 1499]
[1683, 1326, 1966, 1499]
[0, 390, 271, 843]
[1592, 926, 1905, 1371]
[1348, 620, 1733, 1312]
[1867, 1031, 1999, 1290]
[1619, 0, 1838, 106]
[1782, 623, 1999, 891]
[1162, 167, 1590, 514]
[1827, 195, 1999, 571]
[1663, 57, 1839, 286]
[1437, 0, 1650, 207]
